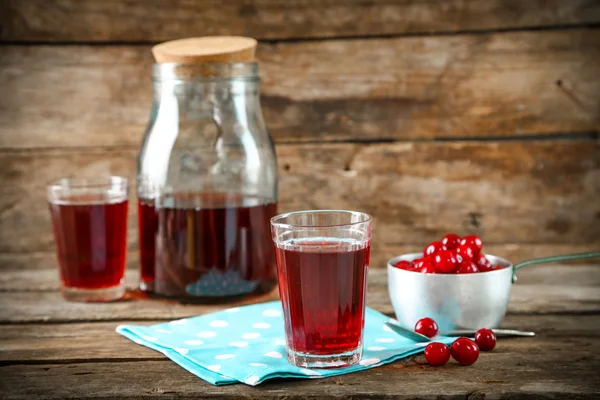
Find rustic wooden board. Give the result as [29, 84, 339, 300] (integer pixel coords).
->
[3, 314, 599, 364]
[3, 264, 598, 293]
[1, 0, 599, 42]
[1, 141, 598, 254]
[1, 265, 598, 323]
[2, 339, 599, 399]
[1, 29, 599, 148]
[3, 243, 599, 273]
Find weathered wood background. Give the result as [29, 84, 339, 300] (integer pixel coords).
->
[0, 0, 599, 272]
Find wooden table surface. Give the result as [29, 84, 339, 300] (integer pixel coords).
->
[1, 263, 600, 399]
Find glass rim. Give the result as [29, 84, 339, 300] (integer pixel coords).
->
[47, 176, 129, 191]
[270, 210, 373, 229]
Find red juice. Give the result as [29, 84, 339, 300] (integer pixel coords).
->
[48, 198, 128, 289]
[275, 239, 370, 355]
[137, 198, 158, 290]
[147, 193, 277, 299]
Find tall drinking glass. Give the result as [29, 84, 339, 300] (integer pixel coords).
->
[47, 177, 129, 302]
[271, 210, 372, 368]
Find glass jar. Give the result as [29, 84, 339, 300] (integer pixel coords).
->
[137, 63, 278, 301]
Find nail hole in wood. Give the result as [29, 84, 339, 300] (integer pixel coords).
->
[555, 79, 563, 87]
[283, 164, 291, 172]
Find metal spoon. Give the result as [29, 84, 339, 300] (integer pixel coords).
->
[385, 320, 535, 343]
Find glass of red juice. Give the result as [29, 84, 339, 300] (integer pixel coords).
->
[47, 177, 129, 302]
[271, 210, 372, 368]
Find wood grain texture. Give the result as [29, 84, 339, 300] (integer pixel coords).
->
[1, 0, 599, 42]
[3, 314, 599, 364]
[1, 29, 599, 148]
[0, 265, 598, 323]
[1, 340, 599, 399]
[3, 264, 598, 293]
[3, 243, 599, 273]
[1, 141, 598, 255]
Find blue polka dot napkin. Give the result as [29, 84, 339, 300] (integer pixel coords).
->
[116, 301, 454, 386]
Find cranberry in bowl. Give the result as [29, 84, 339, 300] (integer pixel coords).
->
[387, 235, 600, 331]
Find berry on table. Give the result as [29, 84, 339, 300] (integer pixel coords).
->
[441, 233, 461, 250]
[415, 317, 439, 338]
[424, 342, 451, 366]
[456, 260, 479, 274]
[451, 337, 480, 366]
[394, 260, 412, 270]
[424, 241, 444, 257]
[433, 249, 458, 273]
[475, 328, 497, 351]
[460, 235, 483, 256]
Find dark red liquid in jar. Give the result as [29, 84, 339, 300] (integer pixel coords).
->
[275, 239, 370, 355]
[137, 199, 158, 290]
[151, 193, 278, 299]
[48, 198, 128, 289]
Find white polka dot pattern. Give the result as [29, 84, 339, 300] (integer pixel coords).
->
[249, 362, 268, 367]
[245, 375, 260, 385]
[241, 332, 261, 339]
[300, 369, 321, 376]
[359, 358, 381, 366]
[262, 309, 281, 317]
[115, 301, 457, 387]
[263, 351, 282, 359]
[215, 354, 235, 360]
[206, 364, 221, 372]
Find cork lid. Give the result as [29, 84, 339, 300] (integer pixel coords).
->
[152, 36, 257, 64]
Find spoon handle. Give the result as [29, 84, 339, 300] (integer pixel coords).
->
[439, 329, 536, 337]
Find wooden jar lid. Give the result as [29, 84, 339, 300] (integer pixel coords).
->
[152, 36, 257, 64]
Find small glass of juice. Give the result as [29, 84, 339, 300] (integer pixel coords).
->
[47, 176, 129, 302]
[271, 210, 372, 368]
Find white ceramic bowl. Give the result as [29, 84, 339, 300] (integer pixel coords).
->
[387, 253, 514, 331]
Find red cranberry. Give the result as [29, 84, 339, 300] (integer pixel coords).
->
[456, 243, 475, 261]
[415, 317, 438, 338]
[456, 260, 479, 274]
[451, 337, 480, 366]
[433, 250, 458, 273]
[460, 235, 483, 255]
[476, 254, 494, 272]
[424, 342, 451, 366]
[412, 258, 426, 269]
[441, 233, 461, 250]
[424, 241, 444, 257]
[394, 260, 412, 270]
[419, 259, 436, 274]
[475, 328, 497, 351]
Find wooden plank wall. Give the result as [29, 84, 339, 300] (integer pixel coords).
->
[0, 0, 599, 271]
